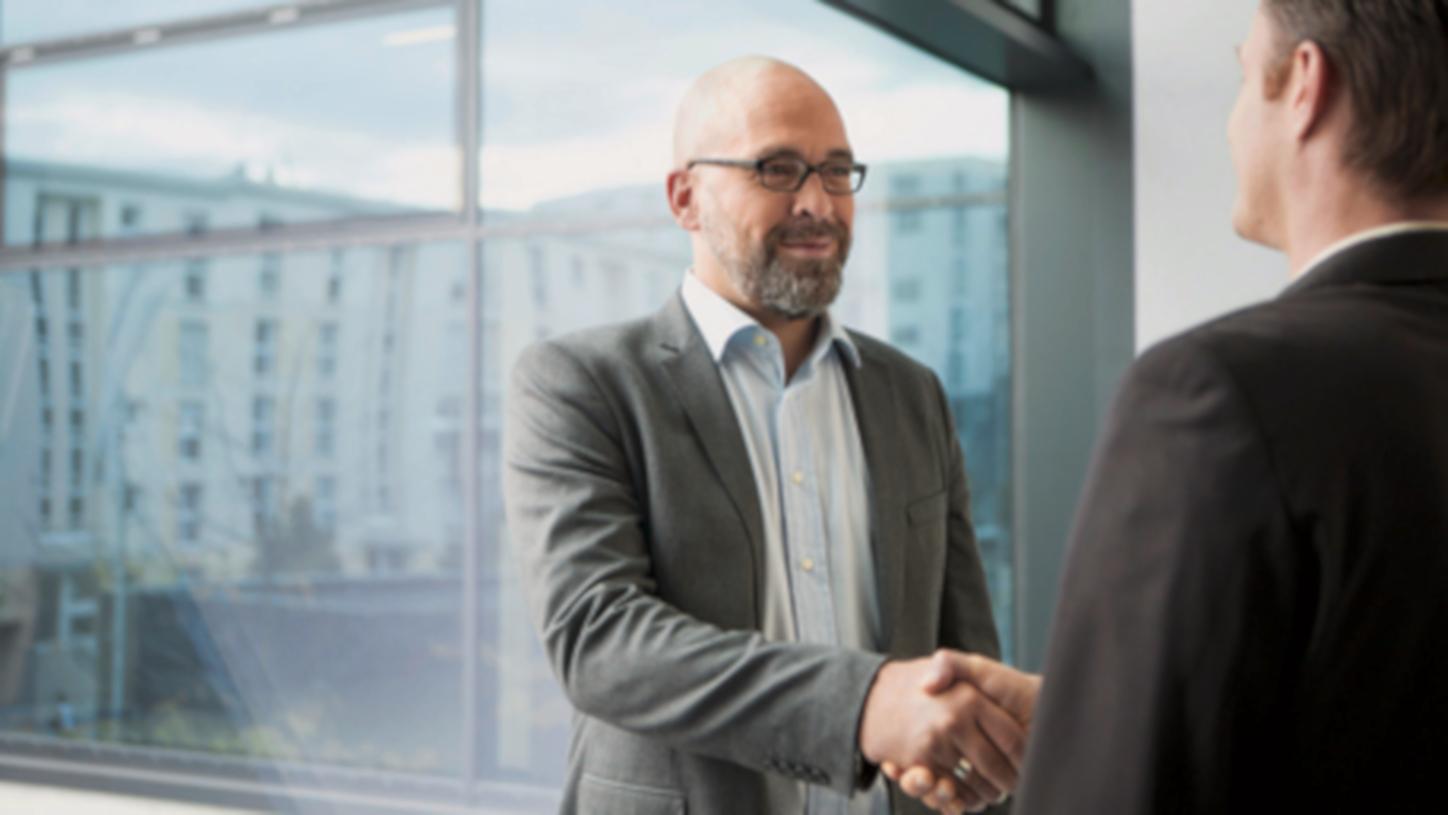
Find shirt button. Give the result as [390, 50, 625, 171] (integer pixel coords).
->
[753, 333, 768, 346]
[790, 470, 804, 485]
[801, 558, 815, 572]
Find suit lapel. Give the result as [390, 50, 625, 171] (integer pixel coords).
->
[654, 296, 767, 620]
[841, 337, 909, 655]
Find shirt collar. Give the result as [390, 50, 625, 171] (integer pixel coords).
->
[1297, 221, 1448, 282]
[680, 270, 861, 368]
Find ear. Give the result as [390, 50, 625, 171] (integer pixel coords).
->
[667, 169, 701, 232]
[1288, 39, 1334, 142]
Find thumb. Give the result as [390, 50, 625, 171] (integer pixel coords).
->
[921, 649, 963, 694]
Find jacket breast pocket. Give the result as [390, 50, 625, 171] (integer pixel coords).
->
[578, 773, 686, 815]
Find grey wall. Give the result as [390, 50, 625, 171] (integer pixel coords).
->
[1011, 0, 1134, 670]
[1132, 1, 1285, 350]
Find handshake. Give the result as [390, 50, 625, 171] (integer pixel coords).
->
[858, 651, 1042, 814]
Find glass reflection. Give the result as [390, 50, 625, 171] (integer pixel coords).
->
[3, 0, 281, 45]
[0, 241, 469, 775]
[5, 6, 458, 246]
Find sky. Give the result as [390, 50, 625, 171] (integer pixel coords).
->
[4, 0, 1008, 213]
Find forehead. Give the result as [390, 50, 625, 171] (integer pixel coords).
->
[1243, 6, 1277, 58]
[717, 74, 851, 157]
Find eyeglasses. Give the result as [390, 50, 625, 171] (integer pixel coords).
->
[687, 154, 868, 195]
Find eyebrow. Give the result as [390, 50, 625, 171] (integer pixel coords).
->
[754, 146, 856, 162]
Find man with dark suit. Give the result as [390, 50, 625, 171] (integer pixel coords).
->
[888, 1, 1448, 812]
[503, 57, 1023, 815]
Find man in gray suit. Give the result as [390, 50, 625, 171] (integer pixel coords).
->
[503, 57, 1023, 814]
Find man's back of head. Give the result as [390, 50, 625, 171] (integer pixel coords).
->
[1228, 0, 1448, 273]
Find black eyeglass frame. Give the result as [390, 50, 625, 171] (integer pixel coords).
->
[686, 155, 868, 194]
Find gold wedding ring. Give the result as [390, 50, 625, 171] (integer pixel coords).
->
[952, 758, 973, 783]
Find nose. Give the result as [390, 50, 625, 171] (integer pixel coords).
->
[791, 170, 836, 221]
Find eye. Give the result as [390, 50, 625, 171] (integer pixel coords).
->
[819, 163, 854, 179]
[759, 158, 803, 179]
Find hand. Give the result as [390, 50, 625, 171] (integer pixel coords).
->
[858, 654, 1027, 812]
[882, 652, 1043, 812]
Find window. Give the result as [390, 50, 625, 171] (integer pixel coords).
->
[315, 397, 336, 457]
[65, 269, 82, 311]
[0, 0, 1016, 811]
[178, 401, 204, 460]
[178, 482, 203, 545]
[314, 476, 336, 531]
[6, 6, 459, 247]
[178, 321, 208, 386]
[120, 204, 144, 231]
[253, 319, 277, 378]
[258, 254, 280, 298]
[183, 260, 207, 303]
[317, 321, 339, 378]
[251, 396, 274, 455]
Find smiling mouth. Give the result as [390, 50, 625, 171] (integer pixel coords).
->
[779, 238, 836, 254]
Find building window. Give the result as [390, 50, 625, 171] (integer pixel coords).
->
[178, 483, 203, 544]
[120, 203, 144, 231]
[183, 211, 209, 236]
[70, 448, 84, 490]
[314, 476, 337, 530]
[891, 175, 923, 233]
[179, 321, 209, 387]
[254, 319, 277, 378]
[252, 396, 274, 456]
[315, 397, 336, 458]
[259, 254, 281, 299]
[892, 325, 922, 346]
[66, 268, 82, 311]
[68, 496, 85, 528]
[893, 278, 923, 302]
[184, 260, 207, 303]
[317, 321, 338, 378]
[178, 401, 204, 460]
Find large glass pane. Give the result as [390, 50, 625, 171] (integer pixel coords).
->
[0, 241, 469, 780]
[478, 0, 1014, 794]
[1, 0, 280, 45]
[4, 5, 458, 246]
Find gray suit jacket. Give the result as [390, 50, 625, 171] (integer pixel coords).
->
[504, 293, 1001, 815]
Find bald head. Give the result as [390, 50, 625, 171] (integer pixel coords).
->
[672, 56, 847, 168]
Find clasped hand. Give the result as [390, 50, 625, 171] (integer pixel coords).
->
[858, 650, 1041, 814]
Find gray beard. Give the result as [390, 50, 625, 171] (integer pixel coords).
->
[712, 218, 850, 320]
[728, 253, 843, 320]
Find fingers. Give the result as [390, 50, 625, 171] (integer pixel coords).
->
[898, 765, 987, 814]
[977, 695, 1029, 771]
[940, 685, 1018, 794]
[933, 651, 1043, 726]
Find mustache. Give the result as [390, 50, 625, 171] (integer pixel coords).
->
[768, 219, 849, 244]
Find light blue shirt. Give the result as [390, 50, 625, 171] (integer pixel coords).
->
[680, 272, 888, 815]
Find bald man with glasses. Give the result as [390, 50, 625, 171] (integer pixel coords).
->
[504, 56, 1021, 815]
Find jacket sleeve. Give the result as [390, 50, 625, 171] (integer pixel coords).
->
[1014, 336, 1311, 814]
[502, 339, 887, 795]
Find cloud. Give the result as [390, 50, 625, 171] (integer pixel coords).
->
[8, 90, 458, 210]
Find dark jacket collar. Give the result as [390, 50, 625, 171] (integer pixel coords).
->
[1282, 228, 1448, 299]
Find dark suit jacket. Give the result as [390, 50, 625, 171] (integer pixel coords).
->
[1016, 230, 1448, 813]
[503, 294, 1001, 814]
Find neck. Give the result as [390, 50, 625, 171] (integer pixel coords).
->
[692, 263, 822, 379]
[1281, 177, 1448, 278]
